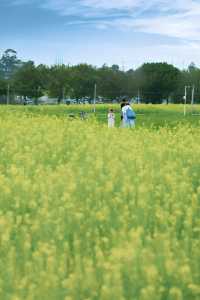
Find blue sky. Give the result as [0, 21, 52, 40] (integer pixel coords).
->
[1, 0, 200, 69]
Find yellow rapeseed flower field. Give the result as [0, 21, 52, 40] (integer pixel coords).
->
[0, 106, 199, 300]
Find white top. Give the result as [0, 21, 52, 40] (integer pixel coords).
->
[108, 113, 115, 121]
[122, 104, 133, 122]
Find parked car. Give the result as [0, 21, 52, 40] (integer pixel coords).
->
[24, 98, 33, 105]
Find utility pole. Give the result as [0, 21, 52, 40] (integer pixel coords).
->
[191, 85, 195, 115]
[7, 84, 10, 105]
[36, 86, 41, 105]
[62, 87, 66, 103]
[191, 85, 195, 105]
[137, 89, 140, 104]
[184, 85, 190, 116]
[93, 83, 97, 113]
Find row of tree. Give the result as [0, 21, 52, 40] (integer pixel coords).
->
[0, 49, 200, 104]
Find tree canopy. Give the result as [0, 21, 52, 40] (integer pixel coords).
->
[0, 49, 200, 104]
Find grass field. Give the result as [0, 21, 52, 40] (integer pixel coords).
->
[1, 104, 200, 128]
[0, 105, 200, 300]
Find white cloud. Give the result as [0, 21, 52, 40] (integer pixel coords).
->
[9, 0, 200, 41]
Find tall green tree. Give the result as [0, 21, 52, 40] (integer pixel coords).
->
[70, 64, 97, 100]
[135, 63, 181, 103]
[96, 65, 126, 100]
[0, 78, 6, 95]
[47, 64, 72, 103]
[13, 61, 43, 104]
[187, 63, 200, 103]
[0, 49, 23, 79]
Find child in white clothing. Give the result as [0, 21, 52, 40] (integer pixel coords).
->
[108, 109, 115, 128]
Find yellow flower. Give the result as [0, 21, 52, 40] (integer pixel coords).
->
[169, 287, 183, 300]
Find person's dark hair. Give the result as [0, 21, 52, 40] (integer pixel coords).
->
[109, 109, 114, 112]
[120, 100, 127, 120]
[121, 100, 126, 109]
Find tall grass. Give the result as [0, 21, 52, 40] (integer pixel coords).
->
[0, 106, 199, 299]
